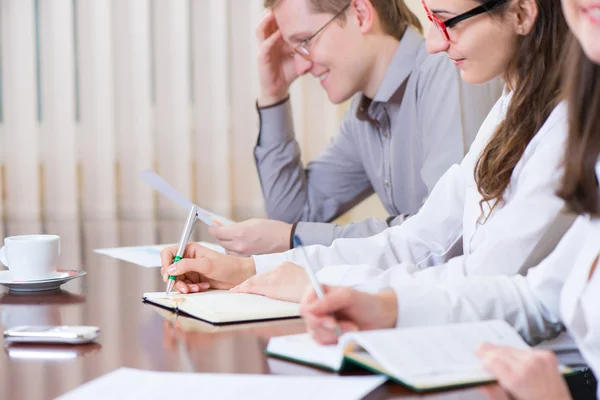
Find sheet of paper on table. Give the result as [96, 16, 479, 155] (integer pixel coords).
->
[94, 242, 225, 268]
[57, 367, 386, 400]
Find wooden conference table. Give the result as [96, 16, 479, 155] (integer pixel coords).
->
[0, 220, 506, 399]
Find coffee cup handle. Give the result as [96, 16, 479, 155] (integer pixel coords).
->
[0, 246, 8, 268]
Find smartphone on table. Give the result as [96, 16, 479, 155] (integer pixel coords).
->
[3, 325, 100, 344]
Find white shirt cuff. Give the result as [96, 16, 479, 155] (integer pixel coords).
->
[252, 253, 288, 275]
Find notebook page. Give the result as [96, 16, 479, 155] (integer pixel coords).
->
[266, 333, 345, 371]
[57, 367, 386, 400]
[349, 320, 528, 387]
[143, 290, 300, 322]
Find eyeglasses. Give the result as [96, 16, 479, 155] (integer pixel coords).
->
[422, 0, 509, 41]
[291, 3, 351, 59]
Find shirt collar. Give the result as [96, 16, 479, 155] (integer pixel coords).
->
[355, 27, 424, 121]
[373, 27, 423, 103]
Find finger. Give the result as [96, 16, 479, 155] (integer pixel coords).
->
[229, 277, 259, 294]
[481, 346, 527, 366]
[259, 29, 283, 57]
[160, 245, 178, 268]
[337, 321, 359, 334]
[304, 287, 353, 316]
[174, 280, 191, 294]
[208, 224, 236, 241]
[317, 316, 357, 335]
[303, 313, 328, 332]
[188, 282, 210, 293]
[167, 257, 213, 278]
[255, 10, 276, 41]
[477, 342, 501, 356]
[311, 325, 339, 345]
[479, 350, 516, 383]
[300, 288, 319, 310]
[183, 242, 208, 258]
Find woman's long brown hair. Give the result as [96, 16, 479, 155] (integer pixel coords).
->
[558, 40, 600, 216]
[474, 0, 569, 215]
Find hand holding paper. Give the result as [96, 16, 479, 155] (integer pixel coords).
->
[208, 218, 293, 256]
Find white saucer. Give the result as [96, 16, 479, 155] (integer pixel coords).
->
[0, 269, 86, 293]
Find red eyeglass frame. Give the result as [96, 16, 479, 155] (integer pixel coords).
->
[421, 0, 451, 41]
[421, 0, 510, 42]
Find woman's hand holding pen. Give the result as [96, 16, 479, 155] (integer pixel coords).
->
[300, 286, 399, 345]
[160, 243, 256, 294]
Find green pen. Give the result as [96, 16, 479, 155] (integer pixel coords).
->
[166, 204, 198, 294]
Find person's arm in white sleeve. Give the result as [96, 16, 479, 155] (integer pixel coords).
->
[391, 216, 591, 344]
[252, 160, 467, 274]
[349, 103, 569, 291]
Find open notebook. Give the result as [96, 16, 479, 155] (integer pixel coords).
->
[143, 290, 300, 324]
[266, 320, 572, 392]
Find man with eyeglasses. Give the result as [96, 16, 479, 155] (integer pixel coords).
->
[208, 0, 503, 256]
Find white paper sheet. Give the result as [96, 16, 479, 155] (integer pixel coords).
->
[138, 170, 236, 226]
[94, 242, 225, 268]
[57, 367, 386, 400]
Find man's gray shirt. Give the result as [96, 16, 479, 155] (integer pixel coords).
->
[254, 27, 503, 247]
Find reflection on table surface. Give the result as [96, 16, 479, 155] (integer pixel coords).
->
[0, 220, 502, 399]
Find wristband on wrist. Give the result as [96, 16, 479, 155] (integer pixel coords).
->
[289, 222, 299, 250]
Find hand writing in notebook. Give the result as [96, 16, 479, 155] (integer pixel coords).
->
[477, 344, 570, 400]
[159, 243, 255, 294]
[300, 286, 398, 344]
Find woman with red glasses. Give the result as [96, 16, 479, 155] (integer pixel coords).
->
[300, 0, 600, 398]
[160, 0, 572, 305]
[296, 0, 571, 336]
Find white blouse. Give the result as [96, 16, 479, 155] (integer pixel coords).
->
[377, 161, 600, 398]
[253, 93, 570, 291]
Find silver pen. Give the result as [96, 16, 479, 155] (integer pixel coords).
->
[166, 204, 198, 294]
[293, 235, 342, 337]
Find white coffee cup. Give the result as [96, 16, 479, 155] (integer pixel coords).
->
[0, 234, 61, 281]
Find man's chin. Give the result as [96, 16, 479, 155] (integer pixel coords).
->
[325, 90, 353, 105]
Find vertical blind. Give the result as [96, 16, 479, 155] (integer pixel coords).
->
[0, 0, 427, 229]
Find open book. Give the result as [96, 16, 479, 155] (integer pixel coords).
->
[143, 290, 300, 324]
[266, 320, 572, 392]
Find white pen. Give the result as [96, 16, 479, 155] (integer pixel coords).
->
[293, 235, 342, 338]
[166, 204, 198, 294]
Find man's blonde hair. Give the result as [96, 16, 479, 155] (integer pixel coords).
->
[263, 0, 423, 38]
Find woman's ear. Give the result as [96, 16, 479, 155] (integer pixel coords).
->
[351, 0, 376, 33]
[513, 0, 538, 36]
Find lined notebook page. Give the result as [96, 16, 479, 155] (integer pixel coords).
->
[347, 320, 529, 388]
